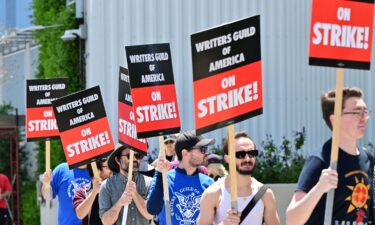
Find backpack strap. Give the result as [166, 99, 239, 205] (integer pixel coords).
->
[364, 149, 375, 224]
[239, 185, 269, 224]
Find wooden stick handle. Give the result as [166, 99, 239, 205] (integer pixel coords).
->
[159, 136, 172, 225]
[46, 140, 50, 172]
[324, 68, 344, 225]
[228, 124, 238, 211]
[91, 161, 100, 179]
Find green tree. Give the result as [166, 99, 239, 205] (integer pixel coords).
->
[21, 1, 84, 224]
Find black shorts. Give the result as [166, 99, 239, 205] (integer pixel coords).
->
[0, 208, 8, 225]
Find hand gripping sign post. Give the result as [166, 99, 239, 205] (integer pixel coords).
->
[309, 0, 374, 223]
[118, 66, 148, 225]
[26, 78, 68, 216]
[191, 15, 263, 211]
[125, 43, 181, 225]
[52, 86, 114, 178]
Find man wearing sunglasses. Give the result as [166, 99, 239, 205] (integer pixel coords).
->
[147, 130, 215, 225]
[197, 131, 280, 225]
[286, 87, 372, 225]
[99, 144, 153, 225]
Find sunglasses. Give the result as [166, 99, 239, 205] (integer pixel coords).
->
[121, 153, 143, 160]
[189, 146, 208, 154]
[235, 150, 259, 159]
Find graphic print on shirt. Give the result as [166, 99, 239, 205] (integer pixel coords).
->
[67, 177, 91, 199]
[336, 170, 370, 225]
[170, 187, 201, 225]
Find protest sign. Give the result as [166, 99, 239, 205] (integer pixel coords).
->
[125, 43, 181, 138]
[118, 66, 148, 153]
[191, 15, 263, 135]
[52, 86, 114, 168]
[26, 78, 68, 141]
[309, 0, 374, 69]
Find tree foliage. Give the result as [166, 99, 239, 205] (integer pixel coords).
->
[20, 1, 83, 224]
[253, 128, 306, 183]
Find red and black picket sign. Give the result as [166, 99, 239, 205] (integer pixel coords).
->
[26, 78, 68, 141]
[191, 15, 263, 135]
[125, 43, 181, 138]
[52, 86, 114, 169]
[118, 67, 148, 153]
[309, 0, 374, 69]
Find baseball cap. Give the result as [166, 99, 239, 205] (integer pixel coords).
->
[163, 134, 176, 143]
[175, 130, 215, 154]
[206, 154, 222, 165]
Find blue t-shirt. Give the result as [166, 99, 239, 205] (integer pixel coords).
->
[297, 139, 372, 225]
[51, 163, 91, 225]
[147, 167, 214, 225]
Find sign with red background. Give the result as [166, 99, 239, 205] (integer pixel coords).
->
[118, 67, 148, 153]
[26, 78, 68, 141]
[191, 15, 263, 135]
[125, 43, 181, 138]
[52, 86, 114, 169]
[309, 0, 374, 69]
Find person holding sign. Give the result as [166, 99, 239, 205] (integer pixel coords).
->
[286, 87, 373, 225]
[0, 173, 12, 225]
[197, 131, 280, 225]
[163, 134, 177, 162]
[99, 144, 153, 225]
[73, 159, 112, 225]
[147, 130, 215, 225]
[41, 163, 91, 225]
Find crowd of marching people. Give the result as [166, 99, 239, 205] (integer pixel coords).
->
[38, 87, 373, 225]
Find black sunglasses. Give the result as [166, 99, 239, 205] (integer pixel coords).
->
[235, 150, 259, 159]
[121, 153, 143, 159]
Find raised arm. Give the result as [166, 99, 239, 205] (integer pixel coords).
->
[74, 178, 101, 219]
[100, 182, 133, 225]
[286, 168, 338, 225]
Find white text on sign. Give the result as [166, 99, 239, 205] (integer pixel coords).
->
[198, 78, 258, 118]
[136, 102, 177, 123]
[118, 118, 147, 143]
[67, 130, 110, 157]
[312, 7, 370, 50]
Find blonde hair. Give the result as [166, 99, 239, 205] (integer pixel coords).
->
[208, 163, 228, 179]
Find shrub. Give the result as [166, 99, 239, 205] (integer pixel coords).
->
[253, 127, 306, 183]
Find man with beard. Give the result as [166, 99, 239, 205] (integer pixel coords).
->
[147, 130, 215, 225]
[99, 144, 153, 225]
[286, 87, 372, 225]
[197, 131, 280, 225]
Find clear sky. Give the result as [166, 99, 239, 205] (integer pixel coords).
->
[0, 0, 32, 33]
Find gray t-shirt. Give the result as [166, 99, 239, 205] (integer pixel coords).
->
[99, 172, 152, 225]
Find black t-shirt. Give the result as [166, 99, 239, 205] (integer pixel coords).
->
[297, 139, 372, 225]
[90, 196, 102, 225]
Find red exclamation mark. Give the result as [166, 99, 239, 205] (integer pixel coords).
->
[253, 81, 258, 100]
[364, 27, 369, 50]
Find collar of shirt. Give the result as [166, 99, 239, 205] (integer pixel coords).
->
[175, 167, 199, 175]
[118, 171, 140, 183]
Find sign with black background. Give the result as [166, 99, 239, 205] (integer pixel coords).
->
[52, 86, 114, 168]
[26, 78, 68, 141]
[118, 67, 148, 153]
[191, 15, 263, 135]
[125, 43, 181, 138]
